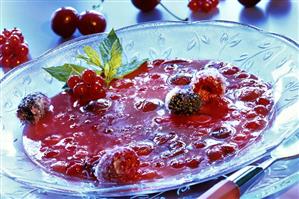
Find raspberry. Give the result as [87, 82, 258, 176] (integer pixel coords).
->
[73, 82, 88, 97]
[94, 147, 140, 183]
[17, 92, 51, 124]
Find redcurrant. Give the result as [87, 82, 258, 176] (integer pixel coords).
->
[73, 82, 88, 97]
[82, 69, 96, 84]
[67, 75, 81, 89]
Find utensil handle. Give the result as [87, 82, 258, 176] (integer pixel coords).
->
[197, 179, 240, 199]
[197, 166, 265, 199]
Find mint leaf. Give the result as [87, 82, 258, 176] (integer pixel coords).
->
[43, 64, 87, 82]
[83, 46, 102, 67]
[99, 29, 121, 64]
[115, 59, 148, 79]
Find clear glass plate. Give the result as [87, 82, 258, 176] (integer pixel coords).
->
[0, 21, 298, 198]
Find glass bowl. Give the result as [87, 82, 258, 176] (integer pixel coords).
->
[1, 21, 298, 197]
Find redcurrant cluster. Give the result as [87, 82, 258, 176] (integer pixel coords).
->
[188, 0, 219, 13]
[0, 28, 29, 68]
[67, 69, 106, 102]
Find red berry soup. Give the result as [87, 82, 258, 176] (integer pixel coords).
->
[22, 60, 274, 184]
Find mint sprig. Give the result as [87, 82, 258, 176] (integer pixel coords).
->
[44, 29, 148, 87]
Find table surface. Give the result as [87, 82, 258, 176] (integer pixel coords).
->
[1, 0, 299, 198]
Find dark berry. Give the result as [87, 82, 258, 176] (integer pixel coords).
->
[131, 0, 160, 12]
[51, 7, 78, 38]
[78, 11, 106, 35]
[238, 0, 261, 7]
[82, 69, 96, 84]
[167, 89, 202, 115]
[67, 75, 81, 89]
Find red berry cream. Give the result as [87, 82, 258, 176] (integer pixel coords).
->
[18, 30, 274, 184]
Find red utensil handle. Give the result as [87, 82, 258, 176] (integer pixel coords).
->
[197, 179, 240, 199]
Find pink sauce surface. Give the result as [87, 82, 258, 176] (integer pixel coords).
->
[23, 60, 274, 183]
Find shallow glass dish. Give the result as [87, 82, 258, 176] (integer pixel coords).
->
[1, 21, 299, 198]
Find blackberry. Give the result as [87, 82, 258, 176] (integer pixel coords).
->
[17, 92, 50, 124]
[167, 89, 202, 115]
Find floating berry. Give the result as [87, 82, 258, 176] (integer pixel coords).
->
[67, 75, 81, 89]
[94, 147, 140, 183]
[192, 69, 225, 103]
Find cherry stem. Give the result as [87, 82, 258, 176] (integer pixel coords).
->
[159, 2, 189, 21]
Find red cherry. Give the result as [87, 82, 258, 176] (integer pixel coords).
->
[94, 75, 105, 86]
[82, 69, 96, 84]
[51, 7, 78, 38]
[0, 34, 6, 45]
[131, 0, 160, 12]
[67, 75, 81, 89]
[73, 82, 88, 97]
[1, 43, 13, 56]
[8, 35, 21, 47]
[78, 11, 106, 35]
[15, 43, 29, 57]
[238, 0, 261, 7]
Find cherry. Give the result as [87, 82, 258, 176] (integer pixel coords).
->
[51, 7, 78, 38]
[67, 75, 81, 89]
[131, 0, 160, 12]
[238, 0, 261, 7]
[78, 11, 106, 35]
[82, 69, 96, 84]
[0, 34, 6, 45]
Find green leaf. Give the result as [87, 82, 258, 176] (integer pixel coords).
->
[43, 64, 87, 82]
[99, 29, 120, 64]
[83, 46, 102, 67]
[115, 59, 148, 79]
